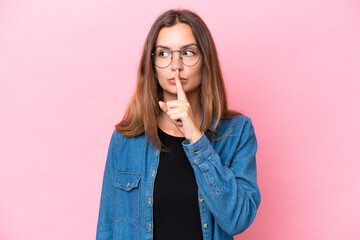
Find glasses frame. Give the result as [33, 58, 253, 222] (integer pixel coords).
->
[151, 46, 202, 68]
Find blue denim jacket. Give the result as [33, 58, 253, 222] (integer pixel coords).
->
[96, 115, 261, 240]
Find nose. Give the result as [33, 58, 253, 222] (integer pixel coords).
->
[170, 51, 184, 71]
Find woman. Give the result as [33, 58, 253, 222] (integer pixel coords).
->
[96, 9, 260, 240]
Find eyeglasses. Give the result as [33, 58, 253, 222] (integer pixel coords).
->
[151, 45, 202, 68]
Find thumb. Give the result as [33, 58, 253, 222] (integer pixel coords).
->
[158, 101, 167, 112]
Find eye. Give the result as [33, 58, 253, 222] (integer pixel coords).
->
[182, 49, 197, 57]
[157, 50, 170, 58]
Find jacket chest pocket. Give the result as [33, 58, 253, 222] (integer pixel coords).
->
[114, 172, 142, 226]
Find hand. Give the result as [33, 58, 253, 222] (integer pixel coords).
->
[159, 70, 202, 143]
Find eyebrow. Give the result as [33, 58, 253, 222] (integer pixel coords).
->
[155, 43, 198, 50]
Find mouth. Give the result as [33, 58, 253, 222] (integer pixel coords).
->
[167, 77, 187, 84]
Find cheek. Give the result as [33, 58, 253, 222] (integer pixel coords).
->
[155, 70, 164, 85]
[155, 69, 170, 90]
[155, 69, 166, 81]
[193, 64, 203, 81]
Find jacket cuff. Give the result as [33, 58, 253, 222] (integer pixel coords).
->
[182, 132, 214, 165]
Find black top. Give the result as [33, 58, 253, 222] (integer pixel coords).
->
[153, 127, 203, 240]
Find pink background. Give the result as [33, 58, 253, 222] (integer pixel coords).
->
[1, 0, 359, 239]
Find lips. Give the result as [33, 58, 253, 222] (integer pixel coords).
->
[167, 78, 187, 84]
[168, 78, 187, 81]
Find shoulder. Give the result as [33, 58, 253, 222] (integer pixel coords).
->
[218, 115, 257, 154]
[206, 114, 256, 145]
[221, 114, 252, 126]
[109, 129, 147, 149]
[216, 114, 254, 135]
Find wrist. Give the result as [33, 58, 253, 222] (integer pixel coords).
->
[189, 130, 202, 144]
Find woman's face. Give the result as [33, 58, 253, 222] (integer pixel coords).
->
[154, 23, 202, 100]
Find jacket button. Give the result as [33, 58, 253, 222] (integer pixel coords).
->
[204, 223, 208, 228]
[148, 198, 151, 204]
[152, 171, 155, 176]
[148, 224, 151, 229]
[199, 198, 204, 202]
[127, 182, 130, 187]
[194, 150, 200, 155]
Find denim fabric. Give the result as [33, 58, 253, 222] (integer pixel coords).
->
[96, 115, 261, 240]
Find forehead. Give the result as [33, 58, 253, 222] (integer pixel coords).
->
[156, 23, 197, 48]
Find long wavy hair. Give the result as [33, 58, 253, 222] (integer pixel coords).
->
[115, 9, 241, 151]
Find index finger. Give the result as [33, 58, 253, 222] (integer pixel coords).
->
[175, 69, 187, 101]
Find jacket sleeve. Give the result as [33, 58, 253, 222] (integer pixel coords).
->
[182, 118, 261, 236]
[96, 131, 117, 240]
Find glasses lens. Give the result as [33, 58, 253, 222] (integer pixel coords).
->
[153, 47, 201, 68]
[154, 49, 172, 68]
[181, 47, 200, 67]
